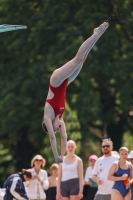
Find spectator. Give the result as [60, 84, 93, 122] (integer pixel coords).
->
[128, 150, 133, 165]
[128, 150, 133, 200]
[46, 163, 58, 200]
[92, 138, 119, 200]
[56, 140, 84, 200]
[108, 147, 133, 200]
[3, 169, 31, 200]
[0, 188, 5, 200]
[84, 155, 98, 200]
[27, 154, 49, 200]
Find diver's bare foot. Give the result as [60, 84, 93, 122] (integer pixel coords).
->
[93, 22, 109, 36]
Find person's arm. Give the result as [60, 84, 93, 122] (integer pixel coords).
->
[92, 159, 102, 185]
[129, 164, 133, 185]
[59, 118, 67, 158]
[84, 167, 92, 185]
[77, 158, 83, 200]
[35, 171, 49, 190]
[11, 191, 27, 200]
[10, 177, 28, 200]
[92, 174, 97, 183]
[92, 174, 102, 185]
[48, 176, 51, 187]
[44, 115, 59, 160]
[84, 167, 89, 184]
[56, 164, 62, 200]
[41, 171, 49, 190]
[108, 162, 128, 181]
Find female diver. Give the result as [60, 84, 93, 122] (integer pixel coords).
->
[42, 22, 109, 163]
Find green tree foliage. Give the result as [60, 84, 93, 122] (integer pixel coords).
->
[0, 0, 133, 185]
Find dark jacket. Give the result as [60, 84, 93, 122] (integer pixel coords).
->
[3, 173, 28, 200]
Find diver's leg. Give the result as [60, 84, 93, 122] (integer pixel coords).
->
[50, 22, 109, 87]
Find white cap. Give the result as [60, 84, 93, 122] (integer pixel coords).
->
[128, 150, 133, 159]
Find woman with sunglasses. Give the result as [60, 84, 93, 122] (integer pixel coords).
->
[26, 155, 49, 200]
[108, 147, 133, 200]
[42, 22, 109, 164]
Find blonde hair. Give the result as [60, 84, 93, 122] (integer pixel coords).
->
[67, 140, 77, 147]
[49, 163, 59, 175]
[119, 147, 128, 153]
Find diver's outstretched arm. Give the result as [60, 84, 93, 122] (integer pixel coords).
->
[44, 116, 63, 163]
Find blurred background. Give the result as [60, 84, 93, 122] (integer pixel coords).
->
[0, 0, 133, 186]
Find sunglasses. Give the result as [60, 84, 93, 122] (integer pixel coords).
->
[102, 145, 110, 148]
[35, 159, 42, 161]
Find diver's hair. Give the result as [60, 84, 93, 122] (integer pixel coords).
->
[22, 169, 32, 179]
[42, 117, 48, 133]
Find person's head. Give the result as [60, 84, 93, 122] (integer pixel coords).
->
[88, 155, 98, 166]
[119, 147, 128, 160]
[128, 150, 133, 165]
[31, 155, 46, 168]
[49, 163, 59, 176]
[22, 169, 32, 181]
[66, 140, 77, 154]
[52, 117, 63, 132]
[101, 138, 113, 156]
[112, 151, 119, 156]
[42, 116, 62, 133]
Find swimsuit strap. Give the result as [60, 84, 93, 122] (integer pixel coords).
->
[128, 162, 132, 171]
[119, 161, 131, 170]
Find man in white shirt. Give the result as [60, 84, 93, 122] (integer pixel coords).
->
[92, 139, 119, 200]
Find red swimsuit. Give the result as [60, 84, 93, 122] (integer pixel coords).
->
[46, 79, 68, 118]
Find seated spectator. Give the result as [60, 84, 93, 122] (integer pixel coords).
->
[3, 169, 31, 200]
[46, 163, 58, 200]
[27, 154, 49, 200]
[84, 155, 98, 200]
